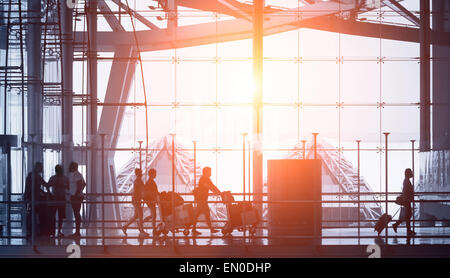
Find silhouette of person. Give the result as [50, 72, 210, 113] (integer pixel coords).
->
[24, 162, 48, 237]
[192, 167, 222, 236]
[122, 168, 149, 237]
[68, 162, 86, 238]
[143, 168, 159, 231]
[393, 168, 416, 236]
[47, 164, 70, 237]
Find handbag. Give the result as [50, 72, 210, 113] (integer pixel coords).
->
[395, 195, 405, 206]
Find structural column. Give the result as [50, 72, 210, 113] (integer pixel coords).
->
[61, 0, 74, 173]
[431, 0, 450, 150]
[167, 0, 178, 32]
[252, 0, 264, 212]
[26, 0, 43, 169]
[87, 0, 98, 231]
[420, 0, 431, 151]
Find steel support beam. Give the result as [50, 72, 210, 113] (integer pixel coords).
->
[420, 0, 431, 152]
[87, 0, 99, 233]
[383, 0, 420, 26]
[98, 0, 125, 32]
[73, 16, 450, 53]
[111, 0, 160, 30]
[26, 0, 43, 169]
[61, 0, 74, 178]
[98, 46, 136, 151]
[73, 3, 356, 52]
[97, 45, 137, 226]
[176, 0, 281, 19]
[253, 0, 263, 215]
[167, 0, 178, 32]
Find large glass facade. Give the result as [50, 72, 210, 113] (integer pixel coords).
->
[97, 1, 422, 213]
[3, 0, 448, 248]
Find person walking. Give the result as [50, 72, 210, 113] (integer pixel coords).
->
[192, 167, 223, 236]
[143, 168, 159, 232]
[392, 168, 416, 236]
[47, 164, 70, 237]
[122, 168, 149, 237]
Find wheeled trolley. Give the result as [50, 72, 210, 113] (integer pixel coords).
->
[221, 191, 260, 236]
[154, 191, 194, 237]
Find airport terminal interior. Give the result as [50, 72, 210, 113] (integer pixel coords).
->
[0, 0, 449, 257]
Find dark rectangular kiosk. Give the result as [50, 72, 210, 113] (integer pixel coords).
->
[267, 159, 322, 245]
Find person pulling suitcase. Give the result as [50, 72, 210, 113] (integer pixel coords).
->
[392, 168, 416, 236]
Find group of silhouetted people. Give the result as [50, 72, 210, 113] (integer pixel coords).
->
[22, 161, 416, 239]
[23, 161, 224, 239]
[122, 166, 224, 237]
[24, 162, 86, 238]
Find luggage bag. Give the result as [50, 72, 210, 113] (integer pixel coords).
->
[374, 207, 401, 235]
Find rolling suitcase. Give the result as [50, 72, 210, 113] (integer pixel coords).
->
[374, 207, 401, 235]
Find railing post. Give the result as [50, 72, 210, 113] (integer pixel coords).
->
[248, 140, 251, 202]
[138, 140, 143, 170]
[100, 133, 105, 247]
[193, 141, 197, 189]
[383, 132, 390, 242]
[241, 133, 247, 202]
[312, 133, 319, 160]
[411, 139, 416, 233]
[170, 133, 176, 244]
[241, 133, 247, 242]
[30, 134, 36, 251]
[301, 139, 306, 159]
[356, 140, 361, 245]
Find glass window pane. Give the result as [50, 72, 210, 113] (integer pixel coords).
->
[300, 62, 339, 104]
[382, 61, 420, 103]
[176, 107, 217, 149]
[341, 106, 380, 142]
[341, 61, 380, 104]
[176, 61, 216, 104]
[263, 106, 298, 149]
[264, 61, 299, 104]
[141, 61, 175, 104]
[217, 107, 252, 148]
[264, 30, 299, 58]
[218, 61, 253, 104]
[299, 106, 339, 141]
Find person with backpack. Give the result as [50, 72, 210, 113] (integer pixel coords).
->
[143, 168, 159, 232]
[68, 162, 86, 238]
[122, 168, 149, 237]
[392, 168, 416, 236]
[191, 167, 223, 236]
[47, 164, 70, 237]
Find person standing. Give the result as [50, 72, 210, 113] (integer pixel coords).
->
[122, 168, 149, 237]
[68, 162, 86, 238]
[192, 167, 223, 236]
[47, 164, 70, 237]
[143, 168, 159, 231]
[393, 168, 416, 236]
[24, 162, 48, 237]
